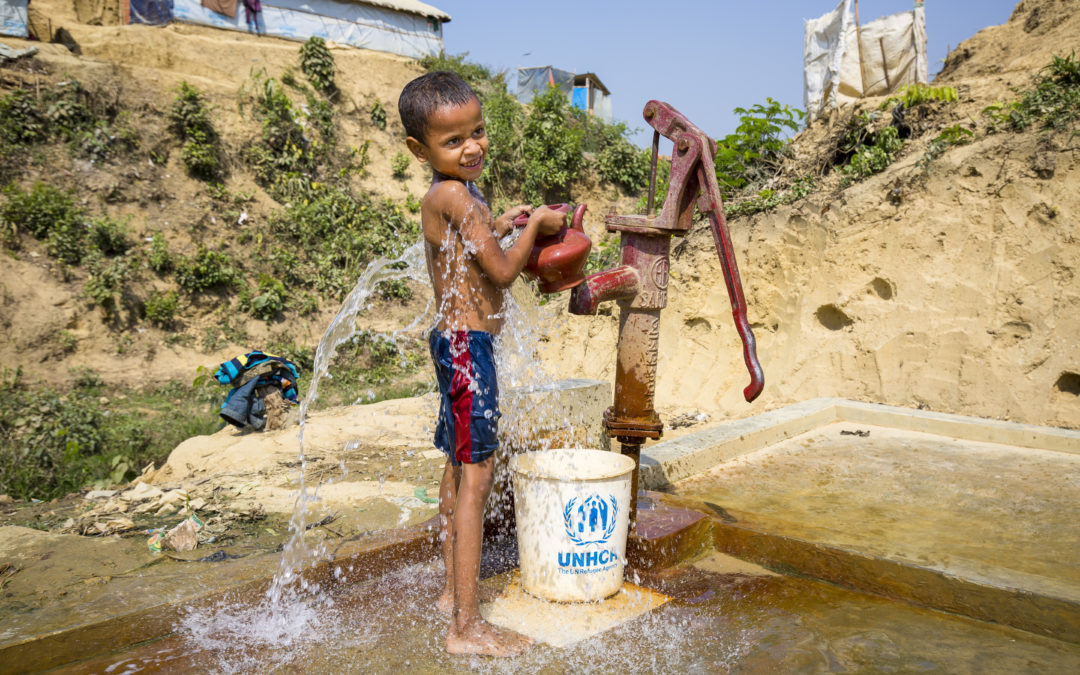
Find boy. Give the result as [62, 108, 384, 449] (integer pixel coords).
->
[398, 72, 564, 656]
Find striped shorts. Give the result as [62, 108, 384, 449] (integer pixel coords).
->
[429, 330, 500, 465]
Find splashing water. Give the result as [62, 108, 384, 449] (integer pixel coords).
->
[177, 189, 593, 664]
[178, 241, 429, 662]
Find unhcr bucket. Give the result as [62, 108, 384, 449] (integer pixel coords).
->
[510, 448, 635, 602]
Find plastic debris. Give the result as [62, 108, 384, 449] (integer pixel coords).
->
[413, 486, 439, 504]
[161, 513, 205, 552]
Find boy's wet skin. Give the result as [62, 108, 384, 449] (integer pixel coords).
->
[401, 72, 564, 657]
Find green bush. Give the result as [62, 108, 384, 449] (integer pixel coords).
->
[267, 185, 418, 298]
[842, 124, 905, 179]
[377, 278, 413, 301]
[987, 51, 1080, 132]
[1, 182, 82, 241]
[370, 99, 387, 130]
[879, 83, 958, 110]
[591, 120, 651, 195]
[477, 91, 525, 199]
[174, 247, 242, 292]
[0, 89, 47, 147]
[169, 83, 222, 181]
[391, 151, 410, 179]
[144, 290, 179, 326]
[148, 231, 173, 273]
[522, 86, 585, 203]
[46, 216, 88, 265]
[0, 370, 220, 501]
[714, 98, 803, 197]
[299, 37, 336, 94]
[726, 176, 817, 218]
[84, 253, 135, 316]
[89, 216, 132, 256]
[919, 124, 975, 167]
[247, 273, 287, 320]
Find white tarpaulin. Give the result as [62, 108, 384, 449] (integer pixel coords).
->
[172, 0, 446, 58]
[0, 0, 29, 38]
[804, 0, 927, 121]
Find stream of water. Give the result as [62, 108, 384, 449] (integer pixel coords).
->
[175, 195, 581, 668]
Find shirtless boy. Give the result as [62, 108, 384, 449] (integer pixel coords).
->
[398, 72, 564, 656]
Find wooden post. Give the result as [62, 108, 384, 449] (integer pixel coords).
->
[879, 37, 892, 91]
[853, 0, 868, 96]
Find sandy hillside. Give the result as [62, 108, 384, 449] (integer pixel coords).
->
[0, 0, 1076, 433]
[542, 0, 1080, 430]
[0, 8, 439, 388]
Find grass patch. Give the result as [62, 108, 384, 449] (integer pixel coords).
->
[0, 369, 221, 501]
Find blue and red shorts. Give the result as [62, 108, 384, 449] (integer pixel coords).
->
[429, 330, 500, 465]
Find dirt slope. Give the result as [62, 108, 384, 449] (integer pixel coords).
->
[1, 0, 1076, 432]
[542, 0, 1080, 430]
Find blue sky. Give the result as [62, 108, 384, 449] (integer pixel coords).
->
[436, 1, 1020, 146]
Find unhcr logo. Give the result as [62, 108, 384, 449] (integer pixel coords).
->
[563, 494, 618, 545]
[557, 494, 620, 574]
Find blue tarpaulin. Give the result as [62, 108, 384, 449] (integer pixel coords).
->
[129, 0, 173, 25]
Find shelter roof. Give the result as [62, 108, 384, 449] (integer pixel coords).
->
[573, 73, 610, 95]
[346, 0, 451, 22]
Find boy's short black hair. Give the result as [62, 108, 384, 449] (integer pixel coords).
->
[398, 71, 479, 143]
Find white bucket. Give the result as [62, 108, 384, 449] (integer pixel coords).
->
[510, 448, 636, 602]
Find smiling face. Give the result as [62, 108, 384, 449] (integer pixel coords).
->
[406, 96, 488, 182]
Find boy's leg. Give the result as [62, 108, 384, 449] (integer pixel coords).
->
[446, 457, 533, 656]
[437, 458, 460, 613]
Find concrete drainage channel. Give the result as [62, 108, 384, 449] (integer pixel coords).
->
[648, 398, 1080, 645]
[4, 398, 1079, 671]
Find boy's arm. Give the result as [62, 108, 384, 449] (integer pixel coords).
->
[493, 205, 531, 238]
[438, 183, 562, 287]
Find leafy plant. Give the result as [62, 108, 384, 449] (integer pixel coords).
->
[987, 51, 1080, 132]
[391, 151, 410, 179]
[919, 124, 975, 167]
[0, 89, 47, 147]
[590, 120, 651, 195]
[370, 99, 387, 130]
[84, 253, 135, 317]
[170, 82, 223, 181]
[377, 278, 413, 301]
[726, 176, 817, 218]
[144, 290, 179, 326]
[299, 37, 336, 95]
[879, 83, 958, 110]
[521, 86, 585, 203]
[89, 216, 132, 256]
[477, 91, 525, 199]
[842, 125, 905, 179]
[418, 51, 505, 101]
[714, 98, 804, 197]
[174, 247, 242, 292]
[247, 273, 287, 321]
[46, 215, 88, 265]
[148, 231, 173, 273]
[0, 370, 220, 500]
[1, 182, 82, 241]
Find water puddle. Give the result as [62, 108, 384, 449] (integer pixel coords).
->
[56, 553, 1080, 673]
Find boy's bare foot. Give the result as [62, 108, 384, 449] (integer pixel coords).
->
[446, 619, 534, 657]
[437, 586, 500, 614]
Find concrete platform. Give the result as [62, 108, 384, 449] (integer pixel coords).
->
[662, 399, 1080, 643]
[481, 571, 670, 648]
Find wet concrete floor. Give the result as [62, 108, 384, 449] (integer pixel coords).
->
[675, 422, 1080, 599]
[47, 551, 1080, 674]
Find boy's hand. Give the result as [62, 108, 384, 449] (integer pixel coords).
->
[528, 205, 566, 236]
[495, 205, 531, 237]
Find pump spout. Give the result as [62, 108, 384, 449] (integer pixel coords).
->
[568, 266, 639, 315]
